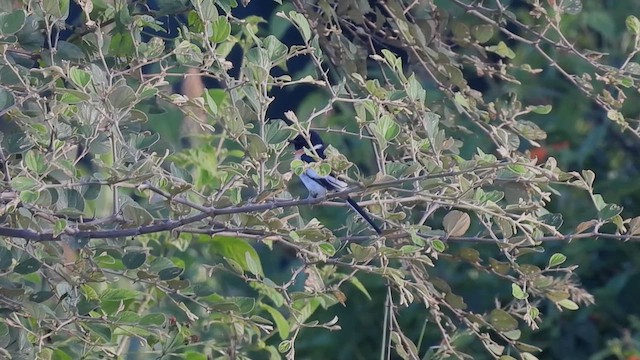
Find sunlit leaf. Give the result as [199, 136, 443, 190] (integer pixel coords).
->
[209, 236, 264, 276]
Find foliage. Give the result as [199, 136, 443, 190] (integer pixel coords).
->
[0, 0, 640, 359]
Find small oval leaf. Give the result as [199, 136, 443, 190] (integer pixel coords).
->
[122, 252, 147, 270]
[158, 266, 183, 280]
[548, 253, 567, 268]
[443, 210, 470, 237]
[14, 257, 41, 274]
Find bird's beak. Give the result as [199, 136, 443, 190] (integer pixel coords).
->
[294, 149, 304, 156]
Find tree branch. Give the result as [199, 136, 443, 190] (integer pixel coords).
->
[0, 162, 563, 242]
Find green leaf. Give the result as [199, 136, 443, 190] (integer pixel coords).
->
[445, 292, 467, 309]
[594, 201, 623, 220]
[431, 239, 446, 252]
[95, 255, 115, 267]
[406, 74, 424, 101]
[458, 248, 480, 263]
[85, 323, 111, 342]
[265, 122, 293, 145]
[626, 15, 640, 35]
[185, 352, 207, 360]
[627, 62, 640, 75]
[349, 277, 372, 301]
[607, 109, 625, 124]
[349, 243, 376, 262]
[598, 203, 623, 220]
[109, 32, 135, 57]
[514, 120, 547, 141]
[59, 189, 85, 213]
[211, 16, 231, 43]
[19, 190, 39, 203]
[0, 87, 15, 112]
[59, 89, 91, 104]
[288, 11, 311, 41]
[81, 182, 101, 200]
[548, 253, 567, 267]
[262, 304, 290, 339]
[263, 35, 288, 64]
[122, 252, 147, 270]
[540, 213, 563, 228]
[56, 41, 85, 60]
[557, 299, 579, 310]
[486, 41, 516, 59]
[511, 284, 526, 300]
[488, 309, 518, 331]
[278, 340, 292, 353]
[53, 219, 67, 237]
[318, 243, 335, 256]
[14, 257, 41, 274]
[29, 291, 54, 303]
[174, 40, 203, 66]
[139, 313, 166, 326]
[246, 133, 268, 161]
[317, 163, 331, 177]
[205, 88, 227, 109]
[24, 150, 47, 175]
[0, 247, 12, 270]
[209, 236, 264, 276]
[246, 47, 270, 68]
[158, 266, 183, 280]
[453, 92, 470, 110]
[166, 279, 190, 290]
[15, 15, 43, 51]
[101, 288, 142, 302]
[472, 24, 494, 43]
[0, 9, 26, 35]
[244, 251, 262, 278]
[148, 257, 176, 273]
[115, 311, 140, 324]
[69, 67, 91, 88]
[195, 0, 217, 21]
[52, 349, 73, 360]
[108, 85, 136, 109]
[251, 281, 285, 307]
[503, 329, 521, 341]
[43, 0, 70, 20]
[378, 115, 400, 141]
[141, 37, 165, 59]
[204, 89, 218, 115]
[530, 104, 552, 114]
[136, 270, 158, 280]
[290, 159, 305, 176]
[122, 203, 153, 226]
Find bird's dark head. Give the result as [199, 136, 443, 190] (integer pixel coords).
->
[290, 131, 324, 149]
[289, 131, 326, 160]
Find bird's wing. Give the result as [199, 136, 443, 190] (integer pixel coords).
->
[304, 168, 348, 191]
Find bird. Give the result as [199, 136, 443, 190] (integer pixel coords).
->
[289, 131, 382, 234]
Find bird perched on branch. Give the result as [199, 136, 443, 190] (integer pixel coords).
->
[289, 131, 382, 234]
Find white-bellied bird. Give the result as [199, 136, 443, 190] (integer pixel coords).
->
[290, 131, 382, 234]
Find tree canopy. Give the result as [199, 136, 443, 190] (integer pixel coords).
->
[1, 0, 640, 359]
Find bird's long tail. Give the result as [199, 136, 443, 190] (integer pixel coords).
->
[346, 197, 382, 234]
